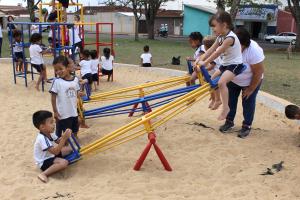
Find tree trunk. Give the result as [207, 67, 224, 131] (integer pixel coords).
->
[296, 22, 300, 50]
[134, 17, 139, 41]
[230, 0, 241, 21]
[146, 19, 155, 39]
[27, 0, 35, 22]
[216, 0, 225, 11]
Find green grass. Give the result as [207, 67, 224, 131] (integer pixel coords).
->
[2, 33, 299, 104]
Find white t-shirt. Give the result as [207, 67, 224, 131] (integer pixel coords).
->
[100, 55, 114, 70]
[31, 25, 39, 34]
[232, 40, 265, 87]
[140, 53, 152, 64]
[79, 60, 92, 76]
[69, 26, 81, 45]
[29, 44, 44, 65]
[13, 42, 23, 53]
[194, 45, 205, 59]
[34, 132, 58, 168]
[91, 59, 99, 74]
[217, 31, 243, 66]
[0, 26, 3, 38]
[49, 77, 80, 119]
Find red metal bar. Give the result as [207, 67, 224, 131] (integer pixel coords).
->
[96, 22, 100, 56]
[133, 138, 152, 171]
[111, 23, 114, 56]
[128, 103, 139, 117]
[81, 25, 85, 49]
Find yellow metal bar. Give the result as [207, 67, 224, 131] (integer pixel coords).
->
[39, 3, 43, 22]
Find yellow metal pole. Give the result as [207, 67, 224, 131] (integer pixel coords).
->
[39, 3, 43, 22]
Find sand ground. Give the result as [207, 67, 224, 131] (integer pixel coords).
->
[0, 60, 299, 200]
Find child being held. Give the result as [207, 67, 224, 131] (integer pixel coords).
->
[90, 50, 99, 91]
[29, 33, 51, 91]
[50, 56, 81, 137]
[100, 48, 114, 82]
[12, 30, 24, 72]
[33, 110, 72, 183]
[140, 45, 152, 67]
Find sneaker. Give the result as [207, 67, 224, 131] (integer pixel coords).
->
[219, 120, 234, 133]
[237, 126, 251, 138]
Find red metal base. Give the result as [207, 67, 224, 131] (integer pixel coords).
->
[128, 102, 152, 117]
[133, 132, 172, 171]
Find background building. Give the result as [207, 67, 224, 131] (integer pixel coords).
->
[277, 9, 296, 33]
[0, 5, 29, 29]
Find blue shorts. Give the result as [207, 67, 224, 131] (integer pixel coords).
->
[56, 116, 79, 137]
[219, 64, 246, 76]
[40, 153, 63, 171]
[14, 52, 24, 61]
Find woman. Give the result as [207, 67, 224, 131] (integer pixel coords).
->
[0, 23, 3, 57]
[219, 27, 265, 138]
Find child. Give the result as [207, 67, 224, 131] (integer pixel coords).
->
[51, 0, 75, 22]
[12, 30, 24, 72]
[33, 110, 72, 183]
[78, 49, 93, 86]
[7, 15, 16, 42]
[31, 17, 40, 34]
[140, 45, 152, 67]
[195, 11, 245, 121]
[29, 33, 50, 91]
[202, 35, 222, 109]
[73, 15, 83, 52]
[285, 105, 300, 120]
[186, 32, 204, 75]
[50, 55, 81, 137]
[100, 48, 114, 82]
[90, 50, 99, 91]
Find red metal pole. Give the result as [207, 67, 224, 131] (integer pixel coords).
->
[81, 24, 85, 49]
[133, 140, 152, 171]
[111, 23, 114, 56]
[96, 23, 100, 56]
[128, 103, 139, 117]
[153, 143, 172, 171]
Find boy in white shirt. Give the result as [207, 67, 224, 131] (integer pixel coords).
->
[50, 56, 81, 137]
[33, 110, 72, 183]
[140, 45, 152, 67]
[12, 30, 24, 72]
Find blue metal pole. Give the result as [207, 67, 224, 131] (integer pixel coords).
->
[20, 24, 27, 87]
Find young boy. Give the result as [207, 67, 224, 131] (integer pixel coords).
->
[285, 105, 300, 120]
[140, 45, 152, 67]
[33, 110, 72, 183]
[50, 55, 81, 137]
[12, 30, 24, 72]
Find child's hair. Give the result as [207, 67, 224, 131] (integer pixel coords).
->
[7, 15, 14, 22]
[81, 49, 90, 59]
[209, 11, 233, 30]
[53, 55, 69, 67]
[13, 29, 22, 38]
[189, 32, 203, 43]
[32, 110, 53, 129]
[285, 105, 300, 119]
[235, 27, 251, 47]
[203, 35, 216, 49]
[90, 50, 98, 59]
[74, 14, 80, 21]
[30, 33, 42, 43]
[103, 48, 111, 60]
[143, 45, 149, 53]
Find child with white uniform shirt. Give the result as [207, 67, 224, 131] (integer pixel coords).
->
[100, 48, 114, 82]
[90, 50, 99, 90]
[140, 45, 152, 67]
[78, 49, 93, 86]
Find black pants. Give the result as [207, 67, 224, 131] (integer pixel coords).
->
[226, 81, 262, 126]
[0, 37, 2, 57]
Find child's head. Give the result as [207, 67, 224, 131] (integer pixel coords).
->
[143, 45, 149, 53]
[74, 14, 80, 22]
[30, 33, 42, 44]
[80, 49, 90, 60]
[235, 27, 251, 51]
[188, 32, 203, 49]
[103, 48, 111, 59]
[203, 35, 216, 50]
[7, 15, 14, 22]
[52, 55, 72, 78]
[32, 110, 55, 133]
[13, 29, 22, 41]
[209, 11, 233, 35]
[34, 17, 40, 23]
[90, 50, 98, 59]
[285, 105, 300, 120]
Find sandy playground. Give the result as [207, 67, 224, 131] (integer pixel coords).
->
[0, 59, 299, 200]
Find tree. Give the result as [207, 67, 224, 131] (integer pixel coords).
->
[287, 0, 300, 50]
[142, 0, 169, 39]
[26, 0, 35, 22]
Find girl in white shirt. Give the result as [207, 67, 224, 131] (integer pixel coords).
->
[78, 49, 93, 85]
[195, 11, 245, 121]
[100, 48, 114, 82]
[90, 50, 99, 90]
[140, 45, 152, 67]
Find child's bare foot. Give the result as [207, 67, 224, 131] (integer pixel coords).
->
[35, 85, 40, 91]
[218, 107, 230, 121]
[208, 100, 215, 109]
[211, 101, 222, 110]
[38, 173, 48, 183]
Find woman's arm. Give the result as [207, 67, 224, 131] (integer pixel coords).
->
[242, 62, 264, 99]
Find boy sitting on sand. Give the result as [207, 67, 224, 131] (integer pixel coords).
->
[33, 110, 72, 183]
[285, 105, 300, 120]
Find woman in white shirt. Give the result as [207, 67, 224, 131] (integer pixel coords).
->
[140, 45, 152, 67]
[219, 27, 265, 138]
[100, 48, 114, 82]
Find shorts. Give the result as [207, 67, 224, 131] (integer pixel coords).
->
[40, 153, 62, 171]
[92, 73, 99, 82]
[58, 0, 70, 8]
[219, 64, 245, 76]
[56, 116, 79, 137]
[14, 52, 24, 61]
[101, 69, 113, 75]
[74, 41, 83, 52]
[82, 73, 93, 84]
[142, 63, 151, 67]
[32, 64, 44, 73]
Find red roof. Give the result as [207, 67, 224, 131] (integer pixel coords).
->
[0, 5, 28, 16]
